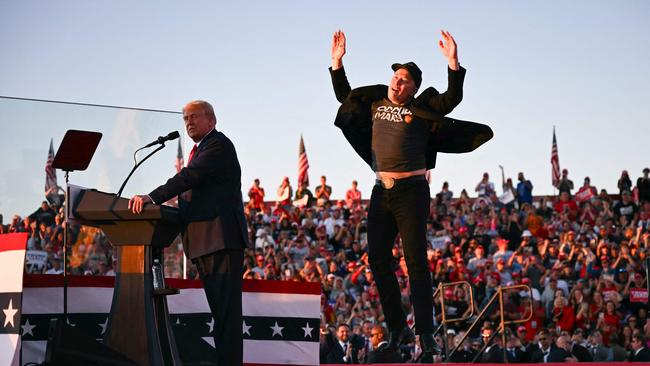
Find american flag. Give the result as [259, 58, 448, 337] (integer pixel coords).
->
[174, 139, 184, 173]
[297, 135, 309, 187]
[551, 127, 561, 187]
[44, 139, 57, 195]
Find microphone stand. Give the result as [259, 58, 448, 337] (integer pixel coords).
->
[112, 143, 166, 206]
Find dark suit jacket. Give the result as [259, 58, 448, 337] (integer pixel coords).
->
[505, 347, 528, 363]
[149, 129, 250, 258]
[527, 344, 558, 363]
[631, 347, 650, 362]
[319, 333, 358, 364]
[571, 343, 593, 362]
[481, 344, 504, 363]
[547, 347, 572, 363]
[329, 66, 493, 171]
[366, 345, 403, 364]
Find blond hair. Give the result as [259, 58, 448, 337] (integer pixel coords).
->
[183, 100, 216, 122]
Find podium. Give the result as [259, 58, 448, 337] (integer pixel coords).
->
[72, 189, 183, 366]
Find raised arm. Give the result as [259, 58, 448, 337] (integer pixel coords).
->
[438, 30, 459, 71]
[329, 30, 351, 103]
[421, 30, 465, 115]
[331, 30, 346, 71]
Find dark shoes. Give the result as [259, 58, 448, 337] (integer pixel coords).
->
[386, 326, 415, 351]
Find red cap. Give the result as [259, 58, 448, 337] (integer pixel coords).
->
[445, 288, 454, 298]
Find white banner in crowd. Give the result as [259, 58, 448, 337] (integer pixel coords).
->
[430, 235, 451, 250]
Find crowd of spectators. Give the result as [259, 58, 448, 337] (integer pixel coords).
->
[2, 167, 650, 363]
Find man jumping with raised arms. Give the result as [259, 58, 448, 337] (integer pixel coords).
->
[329, 29, 492, 363]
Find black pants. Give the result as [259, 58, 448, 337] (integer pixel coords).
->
[367, 179, 433, 334]
[194, 249, 244, 366]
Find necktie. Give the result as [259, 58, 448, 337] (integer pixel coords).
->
[187, 144, 197, 166]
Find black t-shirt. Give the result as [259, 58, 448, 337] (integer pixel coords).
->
[614, 201, 637, 221]
[371, 99, 429, 172]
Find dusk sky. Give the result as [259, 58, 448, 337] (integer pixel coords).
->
[1, 1, 649, 217]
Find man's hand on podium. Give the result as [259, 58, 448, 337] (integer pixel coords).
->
[128, 195, 152, 214]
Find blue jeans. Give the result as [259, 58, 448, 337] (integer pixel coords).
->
[367, 178, 433, 334]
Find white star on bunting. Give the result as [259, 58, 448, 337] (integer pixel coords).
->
[206, 317, 214, 334]
[242, 320, 252, 336]
[270, 321, 284, 337]
[302, 322, 314, 338]
[3, 299, 18, 327]
[21, 318, 36, 337]
[99, 317, 108, 335]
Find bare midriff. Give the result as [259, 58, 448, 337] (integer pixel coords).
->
[377, 169, 426, 180]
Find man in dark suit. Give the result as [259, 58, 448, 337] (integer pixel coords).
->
[329, 29, 492, 363]
[129, 100, 249, 365]
[547, 334, 578, 363]
[630, 334, 650, 362]
[320, 323, 360, 364]
[504, 331, 528, 363]
[528, 329, 557, 363]
[366, 325, 403, 364]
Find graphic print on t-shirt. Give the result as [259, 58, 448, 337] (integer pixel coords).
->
[373, 104, 413, 123]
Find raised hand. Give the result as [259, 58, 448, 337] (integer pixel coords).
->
[331, 30, 346, 70]
[438, 30, 459, 70]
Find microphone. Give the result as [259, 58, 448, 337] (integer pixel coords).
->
[143, 131, 180, 148]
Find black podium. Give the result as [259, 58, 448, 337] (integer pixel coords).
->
[72, 189, 182, 366]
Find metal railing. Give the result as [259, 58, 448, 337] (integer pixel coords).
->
[444, 284, 533, 363]
[432, 281, 475, 360]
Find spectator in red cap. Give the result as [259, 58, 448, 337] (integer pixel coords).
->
[449, 258, 470, 282]
[493, 238, 513, 265]
[251, 254, 266, 277]
[494, 257, 513, 285]
[467, 245, 486, 273]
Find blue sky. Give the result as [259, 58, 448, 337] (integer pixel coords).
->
[1, 0, 649, 218]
